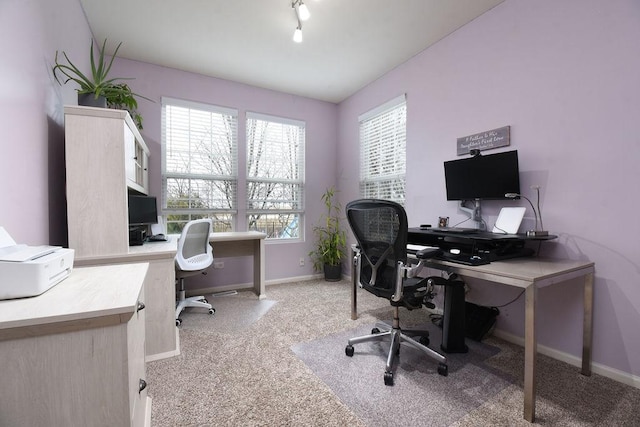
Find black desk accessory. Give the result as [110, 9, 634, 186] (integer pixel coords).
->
[407, 227, 556, 266]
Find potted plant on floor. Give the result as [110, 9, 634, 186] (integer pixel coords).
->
[309, 186, 347, 281]
[52, 39, 150, 129]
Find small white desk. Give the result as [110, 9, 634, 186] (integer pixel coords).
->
[350, 255, 595, 423]
[148, 231, 267, 298]
[208, 231, 267, 299]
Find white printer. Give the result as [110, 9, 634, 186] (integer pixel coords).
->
[0, 227, 75, 300]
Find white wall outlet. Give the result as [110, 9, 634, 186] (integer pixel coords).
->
[214, 261, 224, 269]
[299, 257, 305, 267]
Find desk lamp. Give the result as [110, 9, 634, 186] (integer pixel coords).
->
[505, 186, 548, 237]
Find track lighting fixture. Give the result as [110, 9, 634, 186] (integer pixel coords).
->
[291, 0, 311, 43]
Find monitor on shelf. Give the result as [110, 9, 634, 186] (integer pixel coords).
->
[444, 150, 521, 201]
[128, 194, 158, 227]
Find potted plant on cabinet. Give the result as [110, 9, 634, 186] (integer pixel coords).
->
[309, 186, 347, 281]
[52, 39, 149, 129]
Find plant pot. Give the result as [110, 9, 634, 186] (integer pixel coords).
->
[78, 93, 107, 108]
[323, 264, 342, 282]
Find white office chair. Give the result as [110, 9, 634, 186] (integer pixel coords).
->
[175, 219, 215, 326]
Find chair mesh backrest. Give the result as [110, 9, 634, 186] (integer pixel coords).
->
[346, 199, 408, 295]
[176, 219, 213, 272]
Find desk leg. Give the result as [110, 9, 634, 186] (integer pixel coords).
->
[582, 272, 594, 375]
[524, 284, 537, 422]
[254, 238, 266, 300]
[351, 248, 358, 320]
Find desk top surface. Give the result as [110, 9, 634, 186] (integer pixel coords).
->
[425, 257, 594, 287]
[75, 231, 267, 265]
[0, 263, 148, 330]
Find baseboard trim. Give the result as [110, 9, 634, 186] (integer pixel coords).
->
[493, 329, 640, 390]
[187, 274, 323, 297]
[266, 274, 323, 285]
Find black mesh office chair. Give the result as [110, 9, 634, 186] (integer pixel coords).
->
[345, 199, 452, 385]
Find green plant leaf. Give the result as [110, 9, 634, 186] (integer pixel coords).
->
[52, 39, 153, 129]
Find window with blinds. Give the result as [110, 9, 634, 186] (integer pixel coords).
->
[246, 112, 305, 240]
[359, 94, 407, 204]
[161, 97, 238, 234]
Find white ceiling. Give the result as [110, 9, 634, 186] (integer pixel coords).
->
[79, 0, 504, 103]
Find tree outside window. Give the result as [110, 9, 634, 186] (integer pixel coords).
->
[162, 98, 238, 233]
[246, 112, 305, 239]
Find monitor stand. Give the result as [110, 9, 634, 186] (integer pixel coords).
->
[459, 199, 485, 230]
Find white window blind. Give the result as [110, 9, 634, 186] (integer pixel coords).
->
[359, 94, 407, 204]
[161, 97, 238, 233]
[246, 112, 305, 239]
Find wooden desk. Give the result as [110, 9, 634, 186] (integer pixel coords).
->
[208, 231, 267, 300]
[350, 254, 595, 423]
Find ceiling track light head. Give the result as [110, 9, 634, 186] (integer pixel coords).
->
[292, 0, 310, 21]
[293, 25, 303, 43]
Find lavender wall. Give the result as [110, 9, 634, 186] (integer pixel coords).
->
[107, 58, 338, 286]
[2, 0, 638, 383]
[0, 0, 92, 245]
[337, 0, 640, 379]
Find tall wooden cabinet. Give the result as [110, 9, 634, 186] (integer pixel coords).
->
[64, 105, 150, 258]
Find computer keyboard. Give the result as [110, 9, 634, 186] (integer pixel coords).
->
[435, 227, 478, 234]
[436, 252, 490, 266]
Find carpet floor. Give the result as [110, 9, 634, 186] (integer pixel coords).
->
[147, 279, 640, 426]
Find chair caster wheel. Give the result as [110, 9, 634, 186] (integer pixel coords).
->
[345, 345, 354, 357]
[438, 363, 448, 376]
[208, 308, 215, 315]
[384, 371, 394, 386]
[371, 327, 380, 334]
[176, 318, 182, 326]
[419, 336, 430, 346]
[202, 298, 208, 304]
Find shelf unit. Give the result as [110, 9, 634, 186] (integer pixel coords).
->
[64, 105, 150, 258]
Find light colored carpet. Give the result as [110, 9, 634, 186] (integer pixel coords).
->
[147, 279, 640, 426]
[292, 322, 510, 427]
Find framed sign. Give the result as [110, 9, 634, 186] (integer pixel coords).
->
[457, 126, 510, 155]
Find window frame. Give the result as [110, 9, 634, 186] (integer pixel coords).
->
[245, 111, 305, 241]
[358, 94, 407, 205]
[161, 96, 239, 233]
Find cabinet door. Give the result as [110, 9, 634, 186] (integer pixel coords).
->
[135, 142, 149, 194]
[125, 126, 138, 189]
[129, 287, 149, 426]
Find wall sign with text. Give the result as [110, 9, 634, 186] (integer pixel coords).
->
[457, 126, 510, 155]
